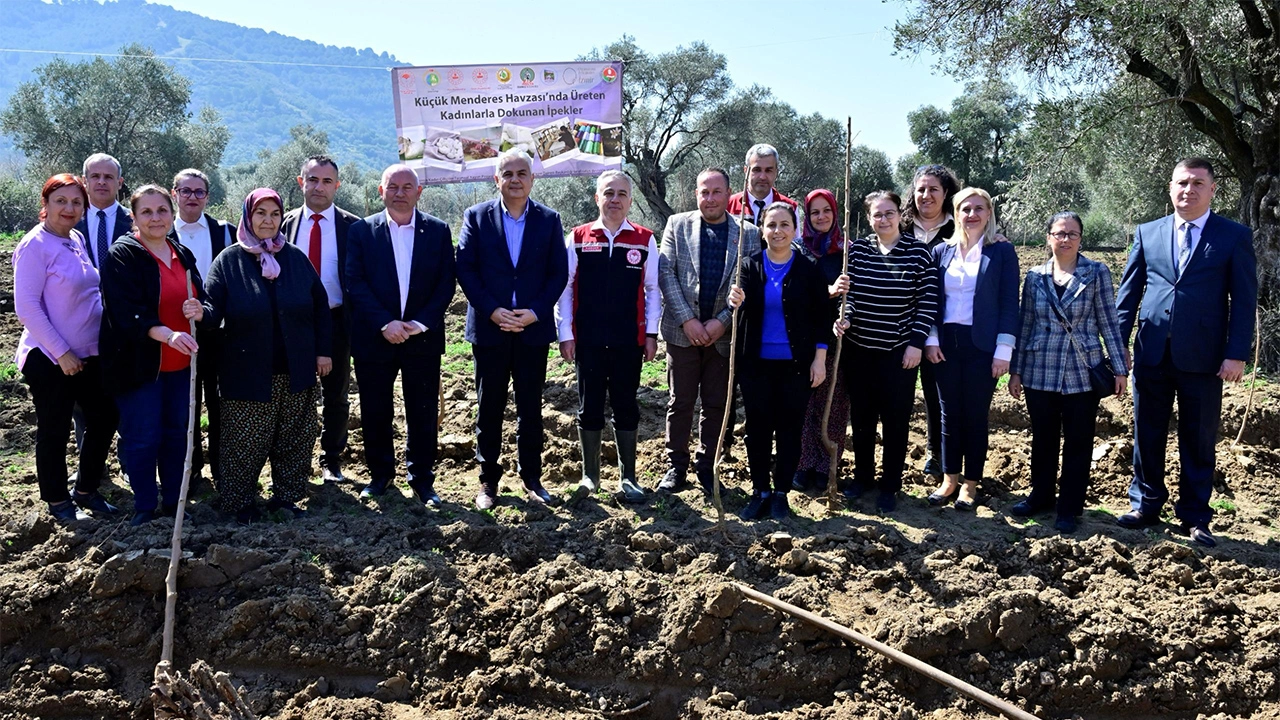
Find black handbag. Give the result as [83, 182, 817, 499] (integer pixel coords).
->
[1045, 277, 1116, 399]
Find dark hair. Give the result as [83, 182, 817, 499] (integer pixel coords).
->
[864, 190, 903, 215]
[301, 155, 340, 176]
[1174, 157, 1215, 179]
[760, 200, 797, 228]
[900, 164, 961, 228]
[697, 167, 731, 188]
[39, 174, 89, 221]
[1045, 211, 1084, 235]
[129, 184, 175, 215]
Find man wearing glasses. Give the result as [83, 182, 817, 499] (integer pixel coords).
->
[170, 167, 235, 487]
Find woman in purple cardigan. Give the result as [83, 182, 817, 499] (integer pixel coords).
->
[12, 174, 120, 521]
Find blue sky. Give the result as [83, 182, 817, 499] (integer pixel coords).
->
[146, 0, 965, 162]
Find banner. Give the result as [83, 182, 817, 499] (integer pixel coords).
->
[390, 62, 624, 185]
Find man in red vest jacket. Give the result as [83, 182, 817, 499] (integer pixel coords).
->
[726, 143, 800, 240]
[556, 170, 660, 503]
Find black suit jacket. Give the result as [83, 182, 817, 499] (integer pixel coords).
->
[456, 198, 567, 346]
[281, 204, 360, 295]
[75, 204, 133, 268]
[345, 209, 456, 361]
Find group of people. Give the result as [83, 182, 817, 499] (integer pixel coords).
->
[12, 143, 1257, 548]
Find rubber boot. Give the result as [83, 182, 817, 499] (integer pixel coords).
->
[571, 429, 603, 502]
[615, 429, 644, 503]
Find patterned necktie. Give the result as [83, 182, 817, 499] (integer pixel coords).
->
[1177, 221, 1194, 278]
[308, 214, 323, 275]
[95, 209, 108, 267]
[753, 199, 765, 225]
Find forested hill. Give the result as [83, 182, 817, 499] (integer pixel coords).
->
[1, 0, 400, 168]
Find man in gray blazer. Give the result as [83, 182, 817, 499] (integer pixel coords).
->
[1115, 157, 1258, 547]
[657, 167, 759, 493]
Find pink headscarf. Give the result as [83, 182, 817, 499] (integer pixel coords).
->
[236, 188, 286, 279]
[801, 188, 844, 257]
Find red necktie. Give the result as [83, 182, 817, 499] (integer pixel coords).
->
[308, 214, 323, 275]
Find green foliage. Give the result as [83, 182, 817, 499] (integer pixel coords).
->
[906, 79, 1027, 198]
[0, 170, 39, 233]
[0, 44, 228, 189]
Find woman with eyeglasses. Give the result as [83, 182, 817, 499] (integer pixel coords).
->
[900, 165, 961, 481]
[1008, 212, 1128, 533]
[836, 191, 939, 512]
[924, 188, 1019, 512]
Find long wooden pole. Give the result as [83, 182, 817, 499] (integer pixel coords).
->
[1232, 305, 1262, 446]
[711, 168, 754, 529]
[157, 270, 199, 680]
[820, 118, 854, 506]
[733, 583, 1041, 720]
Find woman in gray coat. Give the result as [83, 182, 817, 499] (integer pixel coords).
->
[1008, 211, 1129, 533]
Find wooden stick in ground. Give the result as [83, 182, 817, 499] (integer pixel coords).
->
[156, 270, 200, 681]
[820, 118, 853, 508]
[1233, 304, 1262, 447]
[732, 583, 1041, 720]
[710, 168, 754, 530]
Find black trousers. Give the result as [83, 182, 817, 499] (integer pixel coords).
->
[355, 352, 440, 486]
[23, 352, 118, 504]
[846, 344, 918, 494]
[740, 359, 811, 493]
[1130, 341, 1222, 526]
[1024, 387, 1099, 518]
[934, 325, 998, 479]
[318, 307, 352, 465]
[191, 329, 221, 481]
[575, 344, 643, 432]
[920, 359, 942, 463]
[474, 337, 549, 488]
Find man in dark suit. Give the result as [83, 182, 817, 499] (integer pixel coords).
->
[281, 156, 361, 482]
[74, 153, 132, 269]
[1116, 157, 1258, 547]
[456, 149, 568, 509]
[169, 168, 233, 486]
[345, 164, 455, 506]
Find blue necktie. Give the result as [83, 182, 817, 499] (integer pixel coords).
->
[95, 209, 108, 267]
[1176, 221, 1193, 278]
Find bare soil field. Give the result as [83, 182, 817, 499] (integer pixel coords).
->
[1, 245, 1278, 720]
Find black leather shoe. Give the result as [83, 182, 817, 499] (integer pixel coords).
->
[927, 486, 958, 506]
[523, 482, 552, 505]
[769, 492, 791, 520]
[409, 480, 442, 508]
[791, 470, 812, 493]
[266, 498, 306, 519]
[359, 479, 391, 499]
[130, 509, 155, 526]
[1186, 524, 1217, 547]
[48, 501, 80, 522]
[321, 460, 344, 483]
[657, 468, 687, 493]
[876, 492, 897, 513]
[840, 482, 863, 501]
[923, 457, 943, 478]
[73, 491, 119, 516]
[739, 491, 770, 521]
[1010, 497, 1054, 518]
[1054, 515, 1078, 534]
[1116, 509, 1161, 529]
[696, 467, 716, 496]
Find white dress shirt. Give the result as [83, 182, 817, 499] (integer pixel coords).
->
[294, 204, 343, 308]
[1172, 208, 1211, 276]
[746, 188, 803, 240]
[175, 214, 216, 277]
[926, 237, 1014, 361]
[555, 219, 661, 342]
[913, 213, 954, 245]
[385, 212, 427, 333]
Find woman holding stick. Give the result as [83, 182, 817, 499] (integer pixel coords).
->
[792, 189, 852, 493]
[836, 191, 939, 512]
[202, 188, 331, 524]
[13, 174, 120, 521]
[99, 185, 206, 526]
[727, 202, 831, 520]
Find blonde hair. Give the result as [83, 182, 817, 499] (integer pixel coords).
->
[948, 187, 998, 246]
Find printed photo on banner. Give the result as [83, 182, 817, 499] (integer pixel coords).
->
[390, 61, 624, 185]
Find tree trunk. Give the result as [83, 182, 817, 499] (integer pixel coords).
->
[1241, 141, 1280, 368]
[634, 150, 675, 227]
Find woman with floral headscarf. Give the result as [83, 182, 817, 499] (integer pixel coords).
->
[791, 189, 852, 492]
[203, 188, 332, 523]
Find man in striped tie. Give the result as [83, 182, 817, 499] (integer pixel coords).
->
[74, 153, 131, 269]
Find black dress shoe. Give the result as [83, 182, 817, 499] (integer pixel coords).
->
[739, 491, 770, 521]
[321, 461, 344, 483]
[266, 498, 306, 519]
[923, 457, 943, 478]
[696, 467, 716, 496]
[48, 501, 81, 522]
[409, 480, 442, 508]
[1186, 524, 1217, 547]
[769, 492, 790, 520]
[1116, 509, 1161, 529]
[1054, 515, 1078, 534]
[927, 486, 959, 506]
[130, 509, 155, 526]
[523, 482, 552, 505]
[840, 482, 863, 501]
[1010, 497, 1054, 518]
[73, 491, 119, 516]
[791, 470, 812, 493]
[657, 468, 687, 493]
[876, 492, 897, 513]
[360, 479, 392, 499]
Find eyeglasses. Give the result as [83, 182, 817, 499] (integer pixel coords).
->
[176, 188, 209, 199]
[1049, 231, 1081, 241]
[871, 211, 899, 221]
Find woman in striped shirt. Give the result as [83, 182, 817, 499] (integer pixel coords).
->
[835, 191, 939, 511]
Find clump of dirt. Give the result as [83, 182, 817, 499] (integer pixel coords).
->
[1, 247, 1279, 720]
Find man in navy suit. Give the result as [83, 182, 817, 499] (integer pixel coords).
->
[345, 164, 456, 506]
[74, 153, 132, 269]
[1116, 157, 1258, 547]
[281, 156, 362, 483]
[457, 149, 568, 509]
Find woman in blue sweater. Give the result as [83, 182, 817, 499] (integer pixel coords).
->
[727, 202, 831, 520]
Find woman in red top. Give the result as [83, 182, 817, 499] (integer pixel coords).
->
[99, 185, 208, 526]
